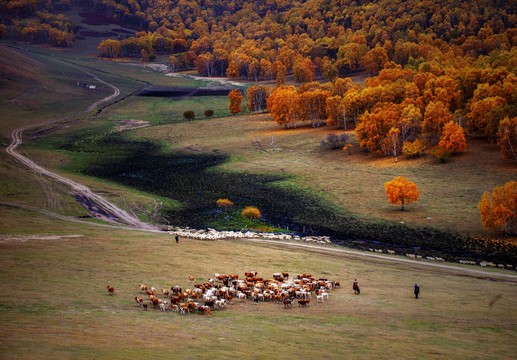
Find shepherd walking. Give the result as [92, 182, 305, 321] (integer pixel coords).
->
[414, 283, 420, 299]
[353, 279, 360, 295]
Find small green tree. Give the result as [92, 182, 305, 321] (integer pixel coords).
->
[183, 110, 195, 123]
[204, 109, 214, 118]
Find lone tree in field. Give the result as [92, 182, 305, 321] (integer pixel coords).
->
[183, 110, 195, 123]
[385, 176, 420, 211]
[241, 206, 261, 222]
[478, 181, 517, 235]
[228, 89, 243, 114]
[204, 109, 214, 118]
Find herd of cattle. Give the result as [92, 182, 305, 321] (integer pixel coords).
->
[129, 272, 340, 315]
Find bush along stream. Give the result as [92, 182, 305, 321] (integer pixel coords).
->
[60, 133, 517, 264]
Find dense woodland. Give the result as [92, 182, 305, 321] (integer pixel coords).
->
[2, 1, 516, 160]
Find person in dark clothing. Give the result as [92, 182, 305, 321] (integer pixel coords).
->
[353, 279, 360, 295]
[175, 234, 179, 243]
[414, 284, 420, 299]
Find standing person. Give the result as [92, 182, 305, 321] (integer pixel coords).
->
[414, 283, 420, 299]
[175, 234, 179, 243]
[353, 279, 360, 295]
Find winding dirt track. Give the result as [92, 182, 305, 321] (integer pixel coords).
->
[5, 61, 156, 231]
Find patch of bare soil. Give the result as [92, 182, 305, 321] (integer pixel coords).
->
[112, 119, 151, 132]
[0, 234, 83, 244]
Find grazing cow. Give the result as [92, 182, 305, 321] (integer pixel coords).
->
[150, 287, 156, 294]
[107, 286, 114, 295]
[282, 272, 289, 279]
[316, 295, 324, 303]
[142, 304, 148, 311]
[139, 284, 148, 292]
[135, 297, 144, 306]
[146, 290, 155, 296]
[283, 298, 294, 308]
[161, 289, 171, 297]
[188, 276, 195, 282]
[205, 300, 215, 308]
[171, 285, 182, 294]
[198, 305, 212, 315]
[298, 299, 310, 307]
[159, 303, 168, 312]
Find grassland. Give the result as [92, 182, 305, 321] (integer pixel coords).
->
[0, 216, 516, 359]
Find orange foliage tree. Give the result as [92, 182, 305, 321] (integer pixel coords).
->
[241, 206, 261, 221]
[228, 90, 243, 114]
[497, 117, 517, 161]
[438, 121, 467, 154]
[478, 181, 517, 235]
[384, 176, 420, 211]
[266, 86, 299, 128]
[356, 102, 400, 155]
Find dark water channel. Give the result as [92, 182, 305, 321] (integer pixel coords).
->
[71, 134, 515, 263]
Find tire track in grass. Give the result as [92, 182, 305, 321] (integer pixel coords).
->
[5, 59, 157, 231]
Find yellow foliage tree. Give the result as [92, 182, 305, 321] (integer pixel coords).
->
[384, 176, 420, 211]
[241, 206, 261, 221]
[478, 181, 517, 235]
[216, 198, 234, 209]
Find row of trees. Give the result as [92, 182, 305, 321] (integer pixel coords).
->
[260, 55, 516, 162]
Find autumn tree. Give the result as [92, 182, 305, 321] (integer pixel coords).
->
[478, 181, 517, 235]
[246, 85, 270, 113]
[241, 206, 261, 222]
[97, 39, 121, 58]
[356, 102, 400, 155]
[423, 101, 452, 144]
[402, 139, 427, 158]
[325, 95, 346, 129]
[389, 127, 401, 162]
[266, 86, 299, 128]
[438, 121, 467, 154]
[273, 61, 286, 86]
[216, 198, 234, 209]
[385, 176, 420, 211]
[497, 117, 517, 160]
[228, 89, 243, 114]
[292, 58, 316, 83]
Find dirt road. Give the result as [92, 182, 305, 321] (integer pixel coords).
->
[5, 61, 157, 230]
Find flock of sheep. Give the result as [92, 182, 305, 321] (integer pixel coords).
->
[168, 227, 332, 244]
[170, 228, 514, 270]
[130, 271, 340, 315]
